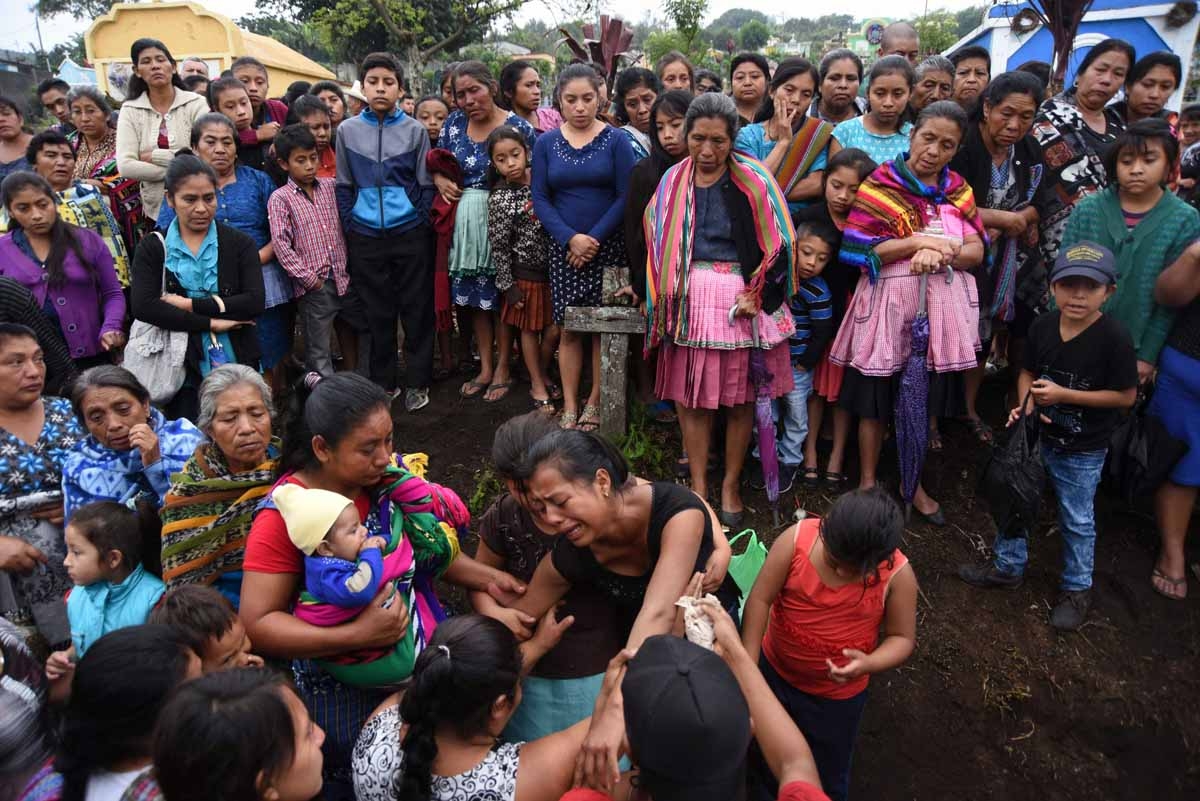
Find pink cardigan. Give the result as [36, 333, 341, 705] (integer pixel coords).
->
[0, 228, 125, 360]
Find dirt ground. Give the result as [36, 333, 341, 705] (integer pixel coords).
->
[391, 366, 1200, 801]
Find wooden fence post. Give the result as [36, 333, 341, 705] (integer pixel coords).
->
[563, 305, 645, 437]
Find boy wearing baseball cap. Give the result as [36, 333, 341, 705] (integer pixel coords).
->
[960, 241, 1138, 631]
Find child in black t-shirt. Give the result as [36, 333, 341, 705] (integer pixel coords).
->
[959, 242, 1138, 631]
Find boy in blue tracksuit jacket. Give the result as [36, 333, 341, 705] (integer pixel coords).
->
[335, 51, 436, 411]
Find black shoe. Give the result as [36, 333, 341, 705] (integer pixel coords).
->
[717, 508, 745, 529]
[777, 464, 797, 495]
[912, 504, 947, 527]
[958, 562, 1024, 590]
[746, 464, 796, 494]
[1050, 589, 1091, 631]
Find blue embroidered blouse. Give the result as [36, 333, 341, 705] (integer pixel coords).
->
[438, 109, 537, 189]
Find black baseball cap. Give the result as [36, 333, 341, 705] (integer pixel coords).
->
[621, 635, 752, 801]
[1051, 241, 1117, 285]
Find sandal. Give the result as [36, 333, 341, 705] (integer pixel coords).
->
[545, 381, 563, 401]
[801, 466, 821, 488]
[433, 365, 453, 382]
[965, 417, 993, 443]
[560, 409, 578, 429]
[822, 470, 847, 490]
[929, 430, 944, 452]
[532, 396, 556, 415]
[484, 379, 516, 403]
[460, 379, 488, 399]
[1152, 568, 1188, 601]
[578, 403, 601, 432]
[675, 453, 690, 478]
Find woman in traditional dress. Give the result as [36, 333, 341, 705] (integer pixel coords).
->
[645, 92, 799, 526]
[830, 101, 987, 525]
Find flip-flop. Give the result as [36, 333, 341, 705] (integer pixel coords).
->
[433, 365, 453, 382]
[460, 379, 488, 399]
[545, 381, 563, 401]
[484, 380, 516, 403]
[1152, 568, 1188, 601]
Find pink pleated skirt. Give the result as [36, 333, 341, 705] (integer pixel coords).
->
[654, 260, 794, 409]
[829, 262, 980, 377]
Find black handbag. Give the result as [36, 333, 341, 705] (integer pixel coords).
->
[978, 392, 1046, 537]
[1104, 387, 1187, 505]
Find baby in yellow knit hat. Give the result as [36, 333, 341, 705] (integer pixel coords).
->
[273, 484, 390, 607]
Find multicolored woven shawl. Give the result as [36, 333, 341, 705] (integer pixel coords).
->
[160, 439, 281, 588]
[644, 151, 798, 349]
[775, 116, 835, 197]
[840, 156, 988, 282]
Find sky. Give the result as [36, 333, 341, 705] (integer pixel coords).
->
[7, 0, 985, 58]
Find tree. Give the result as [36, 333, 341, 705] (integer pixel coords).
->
[35, 0, 112, 21]
[914, 10, 960, 55]
[237, 14, 333, 65]
[955, 5, 988, 38]
[664, 0, 707, 55]
[46, 32, 87, 68]
[257, 0, 522, 68]
[643, 30, 690, 66]
[738, 20, 771, 52]
[707, 8, 768, 33]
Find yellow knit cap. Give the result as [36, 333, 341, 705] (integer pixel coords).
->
[273, 484, 355, 556]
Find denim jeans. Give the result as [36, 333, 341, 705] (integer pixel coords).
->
[777, 364, 814, 466]
[992, 444, 1107, 592]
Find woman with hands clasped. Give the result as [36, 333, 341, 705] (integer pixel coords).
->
[532, 65, 636, 432]
[130, 155, 265, 421]
[829, 101, 987, 525]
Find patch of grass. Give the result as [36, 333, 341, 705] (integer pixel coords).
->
[616, 402, 675, 480]
[469, 465, 505, 517]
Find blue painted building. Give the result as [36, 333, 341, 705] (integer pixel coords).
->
[947, 0, 1200, 109]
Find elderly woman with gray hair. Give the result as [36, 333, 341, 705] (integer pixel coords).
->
[645, 92, 799, 525]
[68, 85, 146, 250]
[159, 364, 278, 606]
[911, 56, 955, 115]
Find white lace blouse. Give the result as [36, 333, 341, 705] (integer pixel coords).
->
[352, 704, 524, 801]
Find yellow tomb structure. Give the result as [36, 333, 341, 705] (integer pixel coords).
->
[86, 1, 337, 100]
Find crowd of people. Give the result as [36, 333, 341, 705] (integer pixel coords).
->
[1, 19, 1200, 801]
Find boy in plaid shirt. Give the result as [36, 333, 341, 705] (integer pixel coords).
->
[268, 124, 349, 376]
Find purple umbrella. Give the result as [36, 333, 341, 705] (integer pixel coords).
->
[895, 272, 931, 511]
[748, 313, 782, 526]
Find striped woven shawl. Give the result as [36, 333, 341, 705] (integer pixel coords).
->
[775, 116, 835, 197]
[644, 152, 797, 349]
[840, 157, 987, 282]
[160, 440, 280, 588]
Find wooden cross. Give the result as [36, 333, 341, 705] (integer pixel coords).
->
[563, 305, 645, 437]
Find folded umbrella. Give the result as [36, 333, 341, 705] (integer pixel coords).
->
[895, 272, 931, 511]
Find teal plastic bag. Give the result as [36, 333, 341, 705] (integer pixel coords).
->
[727, 529, 767, 615]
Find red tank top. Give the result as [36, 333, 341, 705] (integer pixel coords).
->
[761, 517, 908, 699]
